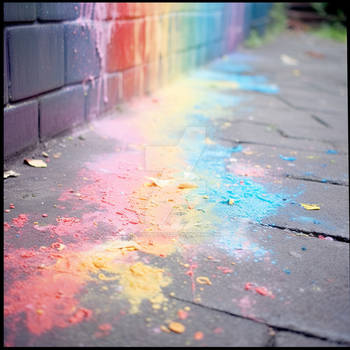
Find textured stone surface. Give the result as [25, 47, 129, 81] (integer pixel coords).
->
[8, 24, 64, 101]
[4, 32, 9, 105]
[64, 22, 100, 85]
[39, 85, 85, 140]
[4, 100, 38, 159]
[4, 2, 36, 22]
[37, 3, 80, 21]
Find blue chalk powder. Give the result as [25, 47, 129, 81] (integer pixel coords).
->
[280, 155, 296, 161]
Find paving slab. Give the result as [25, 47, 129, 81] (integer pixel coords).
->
[217, 141, 348, 185]
[170, 223, 350, 343]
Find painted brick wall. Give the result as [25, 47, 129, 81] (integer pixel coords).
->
[3, 2, 272, 160]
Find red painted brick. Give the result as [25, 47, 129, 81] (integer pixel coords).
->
[114, 3, 145, 19]
[107, 19, 145, 72]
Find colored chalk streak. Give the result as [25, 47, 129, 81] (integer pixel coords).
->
[4, 14, 298, 346]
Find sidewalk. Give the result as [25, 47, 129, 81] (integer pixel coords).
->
[4, 30, 349, 347]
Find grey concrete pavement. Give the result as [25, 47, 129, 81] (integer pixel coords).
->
[4, 30, 349, 347]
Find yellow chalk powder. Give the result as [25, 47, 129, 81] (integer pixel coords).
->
[116, 262, 171, 314]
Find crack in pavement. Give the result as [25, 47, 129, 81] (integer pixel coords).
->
[215, 137, 338, 154]
[274, 94, 345, 115]
[283, 174, 348, 187]
[311, 114, 332, 128]
[259, 223, 349, 244]
[275, 128, 338, 148]
[169, 295, 350, 345]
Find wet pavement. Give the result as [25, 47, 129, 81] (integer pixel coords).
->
[4, 30, 349, 347]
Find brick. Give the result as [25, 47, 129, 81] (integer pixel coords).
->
[37, 3, 80, 21]
[122, 66, 144, 101]
[64, 23, 100, 85]
[144, 17, 161, 63]
[107, 20, 134, 72]
[4, 100, 38, 159]
[39, 85, 84, 140]
[8, 24, 64, 102]
[85, 78, 103, 121]
[143, 62, 160, 94]
[107, 19, 145, 72]
[85, 73, 122, 120]
[105, 73, 122, 112]
[4, 32, 9, 105]
[4, 2, 36, 22]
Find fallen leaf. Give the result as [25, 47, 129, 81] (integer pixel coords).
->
[4, 170, 20, 179]
[300, 203, 320, 210]
[104, 240, 141, 252]
[146, 177, 172, 187]
[24, 159, 47, 168]
[53, 152, 62, 159]
[305, 51, 324, 59]
[205, 137, 215, 145]
[178, 183, 198, 189]
[168, 321, 185, 334]
[280, 54, 298, 66]
[196, 276, 212, 285]
[160, 325, 171, 333]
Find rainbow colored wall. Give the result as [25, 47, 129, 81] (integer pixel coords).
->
[4, 3, 272, 159]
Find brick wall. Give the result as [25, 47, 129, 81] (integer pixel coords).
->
[3, 3, 272, 160]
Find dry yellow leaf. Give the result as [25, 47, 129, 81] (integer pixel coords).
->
[300, 203, 320, 210]
[24, 159, 47, 168]
[178, 183, 198, 189]
[168, 321, 185, 334]
[4, 170, 20, 178]
[196, 276, 212, 285]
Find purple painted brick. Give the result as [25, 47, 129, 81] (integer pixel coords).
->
[4, 100, 38, 159]
[64, 23, 100, 85]
[8, 24, 64, 102]
[37, 3, 80, 21]
[4, 2, 36, 22]
[39, 85, 85, 140]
